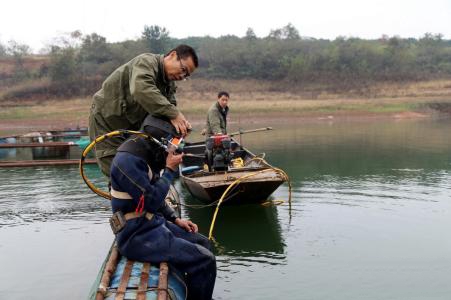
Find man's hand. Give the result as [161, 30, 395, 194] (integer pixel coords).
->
[171, 112, 192, 137]
[166, 151, 183, 172]
[174, 218, 198, 233]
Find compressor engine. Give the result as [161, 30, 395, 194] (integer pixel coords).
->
[205, 134, 232, 171]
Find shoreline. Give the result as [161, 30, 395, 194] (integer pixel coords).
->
[0, 105, 447, 137]
[1, 81, 450, 135]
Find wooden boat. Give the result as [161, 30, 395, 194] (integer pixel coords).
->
[88, 243, 186, 300]
[180, 137, 286, 204]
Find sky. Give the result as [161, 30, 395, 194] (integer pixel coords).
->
[1, 0, 450, 52]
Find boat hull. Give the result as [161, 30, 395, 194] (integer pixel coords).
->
[182, 173, 284, 204]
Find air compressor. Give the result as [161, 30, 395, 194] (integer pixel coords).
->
[205, 134, 232, 171]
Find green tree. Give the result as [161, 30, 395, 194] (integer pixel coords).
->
[49, 45, 79, 84]
[6, 40, 31, 81]
[245, 28, 257, 40]
[0, 41, 6, 57]
[142, 25, 171, 54]
[416, 33, 445, 74]
[80, 33, 112, 63]
[268, 23, 300, 39]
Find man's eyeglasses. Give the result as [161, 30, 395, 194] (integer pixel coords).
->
[178, 57, 190, 79]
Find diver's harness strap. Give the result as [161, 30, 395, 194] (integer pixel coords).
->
[125, 211, 154, 221]
[109, 210, 154, 234]
[110, 187, 133, 199]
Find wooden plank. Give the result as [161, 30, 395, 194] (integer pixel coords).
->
[0, 131, 87, 139]
[34, 133, 87, 138]
[0, 134, 87, 139]
[136, 262, 151, 300]
[157, 262, 169, 300]
[0, 159, 96, 167]
[96, 245, 120, 300]
[115, 260, 134, 300]
[0, 142, 77, 148]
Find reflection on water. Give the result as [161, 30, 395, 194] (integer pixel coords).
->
[1, 118, 451, 299]
[181, 187, 286, 264]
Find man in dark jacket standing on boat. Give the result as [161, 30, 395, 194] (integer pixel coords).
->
[204, 91, 229, 136]
[89, 44, 198, 177]
[109, 114, 216, 300]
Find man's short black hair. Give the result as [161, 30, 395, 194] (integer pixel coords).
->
[217, 91, 229, 98]
[167, 44, 198, 68]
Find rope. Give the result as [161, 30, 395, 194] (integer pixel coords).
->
[208, 158, 292, 240]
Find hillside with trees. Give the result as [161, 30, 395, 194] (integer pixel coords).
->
[1, 24, 450, 101]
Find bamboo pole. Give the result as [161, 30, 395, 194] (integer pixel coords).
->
[0, 159, 96, 167]
[228, 127, 273, 137]
[157, 262, 169, 300]
[96, 245, 120, 300]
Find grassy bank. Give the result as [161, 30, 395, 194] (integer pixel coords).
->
[1, 79, 451, 136]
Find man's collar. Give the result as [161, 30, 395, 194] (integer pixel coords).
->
[159, 55, 169, 84]
[216, 102, 228, 113]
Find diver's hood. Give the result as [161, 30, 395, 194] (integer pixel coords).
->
[140, 114, 180, 141]
[117, 137, 166, 173]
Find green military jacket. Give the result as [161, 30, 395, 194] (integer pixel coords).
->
[206, 102, 228, 136]
[89, 53, 180, 160]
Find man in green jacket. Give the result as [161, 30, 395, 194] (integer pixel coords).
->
[204, 91, 230, 136]
[88, 44, 198, 177]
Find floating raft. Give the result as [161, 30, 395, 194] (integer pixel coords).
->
[0, 159, 96, 167]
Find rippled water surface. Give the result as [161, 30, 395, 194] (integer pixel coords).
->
[1, 118, 450, 299]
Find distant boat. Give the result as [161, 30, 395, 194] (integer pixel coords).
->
[180, 137, 286, 204]
[0, 131, 93, 166]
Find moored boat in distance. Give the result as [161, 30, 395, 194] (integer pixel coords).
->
[180, 136, 286, 204]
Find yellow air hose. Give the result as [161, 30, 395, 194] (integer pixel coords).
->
[81, 131, 292, 241]
[208, 160, 292, 240]
[79, 130, 149, 200]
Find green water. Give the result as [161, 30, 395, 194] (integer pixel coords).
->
[0, 118, 450, 299]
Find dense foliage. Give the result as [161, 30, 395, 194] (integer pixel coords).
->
[1, 24, 450, 99]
